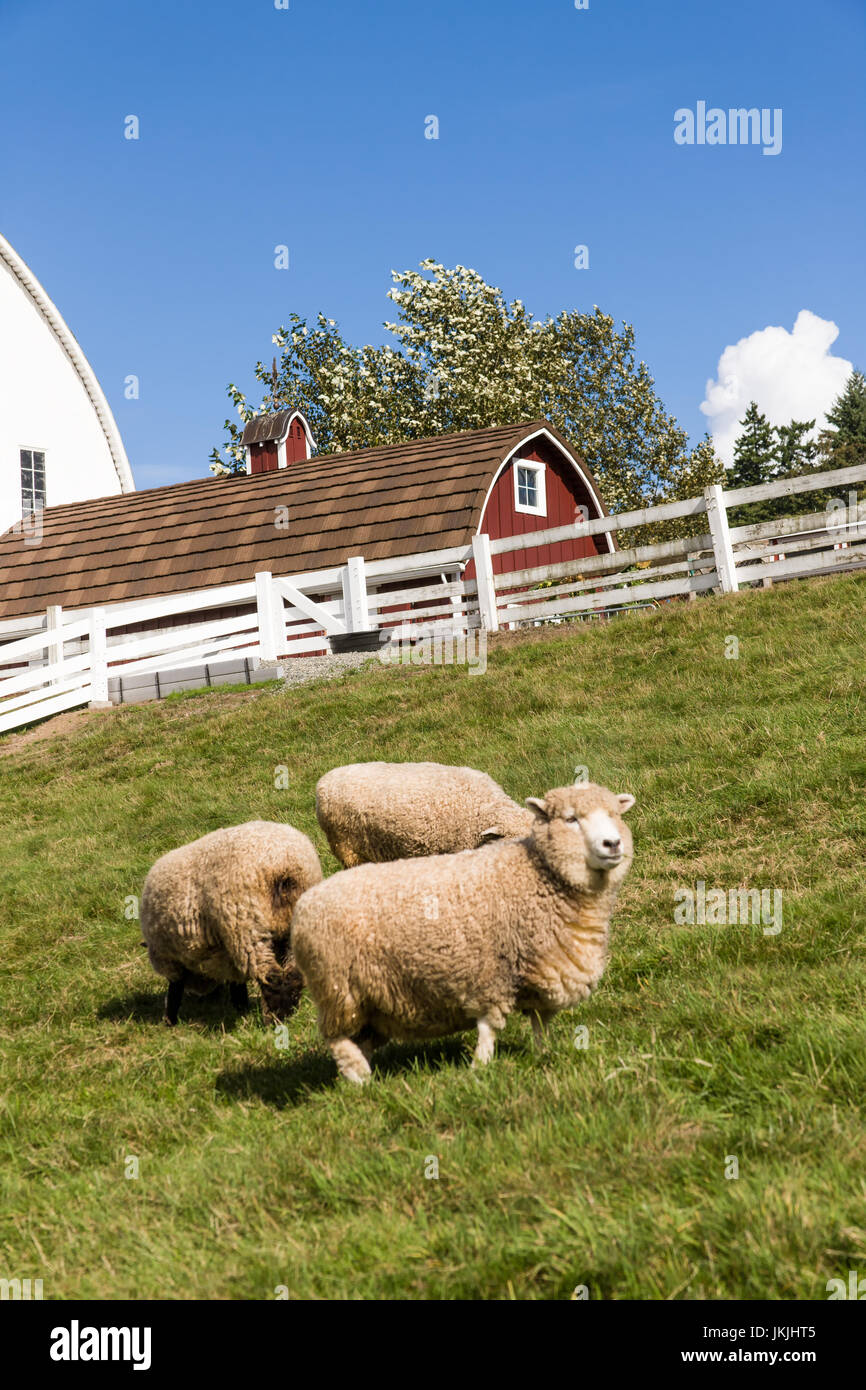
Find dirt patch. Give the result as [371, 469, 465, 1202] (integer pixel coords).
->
[0, 671, 350, 759]
[0, 688, 256, 757]
[0, 708, 96, 757]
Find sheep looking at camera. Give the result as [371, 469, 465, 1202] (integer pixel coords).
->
[140, 820, 322, 1025]
[315, 761, 533, 866]
[292, 782, 635, 1082]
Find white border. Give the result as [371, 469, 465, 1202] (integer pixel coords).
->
[0, 232, 135, 493]
[476, 426, 615, 553]
[513, 459, 547, 516]
[277, 409, 316, 466]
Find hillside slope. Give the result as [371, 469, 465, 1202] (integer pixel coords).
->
[1, 574, 865, 1300]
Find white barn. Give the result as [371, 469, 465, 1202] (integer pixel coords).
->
[0, 233, 134, 537]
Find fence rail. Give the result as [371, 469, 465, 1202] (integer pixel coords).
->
[1, 460, 864, 735]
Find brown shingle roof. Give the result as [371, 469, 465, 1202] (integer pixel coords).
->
[0, 420, 592, 621]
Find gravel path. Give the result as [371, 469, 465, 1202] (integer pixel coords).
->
[277, 651, 381, 688]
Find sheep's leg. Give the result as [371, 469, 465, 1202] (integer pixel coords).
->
[354, 1024, 385, 1062]
[329, 1037, 372, 1084]
[472, 1014, 503, 1068]
[229, 982, 250, 1014]
[529, 1010, 554, 1051]
[164, 979, 184, 1026]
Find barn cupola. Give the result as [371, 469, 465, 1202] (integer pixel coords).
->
[241, 409, 316, 474]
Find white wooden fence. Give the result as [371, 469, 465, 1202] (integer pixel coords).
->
[1, 460, 863, 735]
[0, 553, 480, 735]
[484, 463, 866, 630]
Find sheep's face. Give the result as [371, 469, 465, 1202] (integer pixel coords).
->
[527, 784, 635, 888]
[259, 960, 305, 1022]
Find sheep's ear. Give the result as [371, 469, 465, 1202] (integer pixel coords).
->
[525, 797, 549, 821]
[478, 826, 503, 843]
[617, 793, 636, 814]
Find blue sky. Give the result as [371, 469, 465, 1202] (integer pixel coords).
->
[1, 0, 864, 487]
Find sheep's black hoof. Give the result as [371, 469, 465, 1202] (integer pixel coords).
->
[229, 982, 250, 1013]
[164, 980, 184, 1026]
[163, 1013, 178, 1027]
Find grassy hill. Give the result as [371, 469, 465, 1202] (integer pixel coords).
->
[1, 573, 865, 1300]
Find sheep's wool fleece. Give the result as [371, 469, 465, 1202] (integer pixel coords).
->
[315, 760, 532, 864]
[141, 821, 322, 986]
[293, 784, 632, 1042]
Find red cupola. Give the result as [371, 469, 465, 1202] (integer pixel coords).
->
[241, 409, 316, 474]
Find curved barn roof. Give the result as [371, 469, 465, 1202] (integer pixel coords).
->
[0, 420, 607, 620]
[0, 233, 134, 494]
[241, 408, 315, 448]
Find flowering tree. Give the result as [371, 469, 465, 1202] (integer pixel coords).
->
[210, 260, 721, 515]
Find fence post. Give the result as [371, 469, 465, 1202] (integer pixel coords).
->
[704, 484, 739, 594]
[471, 531, 500, 633]
[255, 571, 282, 663]
[46, 605, 63, 683]
[88, 608, 111, 707]
[445, 567, 464, 630]
[342, 555, 370, 632]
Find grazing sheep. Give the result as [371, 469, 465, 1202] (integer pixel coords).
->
[315, 761, 533, 866]
[140, 820, 322, 1025]
[293, 782, 635, 1082]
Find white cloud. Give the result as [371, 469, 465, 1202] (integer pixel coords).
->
[700, 310, 852, 468]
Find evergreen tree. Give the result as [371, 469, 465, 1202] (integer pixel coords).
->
[820, 370, 866, 469]
[774, 419, 817, 475]
[768, 418, 830, 518]
[728, 402, 776, 490]
[729, 399, 850, 529]
[726, 403, 777, 524]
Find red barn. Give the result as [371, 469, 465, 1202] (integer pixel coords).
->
[0, 417, 612, 642]
[236, 413, 612, 583]
[465, 423, 614, 580]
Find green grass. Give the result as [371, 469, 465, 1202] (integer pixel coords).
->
[1, 573, 865, 1300]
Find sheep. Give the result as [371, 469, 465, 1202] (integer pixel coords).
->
[140, 820, 322, 1026]
[315, 761, 534, 867]
[292, 781, 635, 1082]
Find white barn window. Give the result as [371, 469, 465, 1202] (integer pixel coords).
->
[21, 449, 46, 515]
[514, 461, 546, 516]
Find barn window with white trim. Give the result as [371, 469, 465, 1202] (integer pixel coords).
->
[514, 461, 546, 516]
[20, 449, 46, 515]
